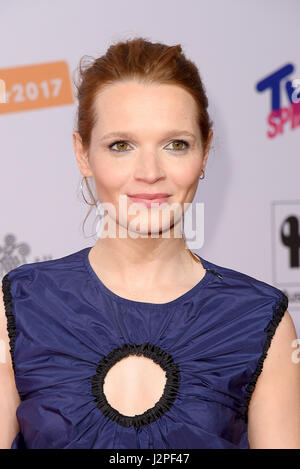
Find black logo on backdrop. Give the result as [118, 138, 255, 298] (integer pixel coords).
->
[281, 215, 300, 268]
[272, 201, 300, 308]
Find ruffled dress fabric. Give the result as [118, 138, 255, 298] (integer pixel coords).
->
[1, 247, 288, 449]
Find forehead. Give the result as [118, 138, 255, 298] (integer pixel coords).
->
[92, 81, 199, 133]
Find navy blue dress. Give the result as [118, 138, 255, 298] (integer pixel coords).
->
[2, 246, 288, 449]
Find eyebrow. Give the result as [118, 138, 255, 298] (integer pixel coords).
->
[99, 130, 197, 142]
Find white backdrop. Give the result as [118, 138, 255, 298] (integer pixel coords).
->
[1, 0, 299, 337]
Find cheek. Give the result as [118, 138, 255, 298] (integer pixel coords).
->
[92, 161, 128, 198]
[171, 160, 202, 189]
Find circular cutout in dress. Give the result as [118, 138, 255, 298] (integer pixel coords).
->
[91, 342, 181, 428]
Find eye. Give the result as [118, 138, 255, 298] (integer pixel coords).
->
[165, 139, 189, 151]
[108, 139, 190, 153]
[108, 140, 131, 152]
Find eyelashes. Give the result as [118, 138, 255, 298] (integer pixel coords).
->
[108, 139, 190, 153]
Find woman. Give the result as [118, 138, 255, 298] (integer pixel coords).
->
[1, 37, 300, 449]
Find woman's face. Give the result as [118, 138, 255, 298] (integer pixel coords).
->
[73, 80, 212, 237]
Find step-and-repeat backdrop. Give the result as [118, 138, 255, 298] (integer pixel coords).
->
[1, 0, 299, 339]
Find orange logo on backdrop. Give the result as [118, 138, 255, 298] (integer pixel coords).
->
[0, 79, 6, 103]
[0, 61, 73, 113]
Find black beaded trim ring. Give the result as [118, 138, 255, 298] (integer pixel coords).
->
[91, 342, 181, 429]
[242, 291, 289, 423]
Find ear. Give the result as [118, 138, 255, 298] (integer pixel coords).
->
[73, 131, 93, 178]
[201, 129, 213, 171]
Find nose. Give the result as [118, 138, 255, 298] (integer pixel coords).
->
[133, 149, 165, 183]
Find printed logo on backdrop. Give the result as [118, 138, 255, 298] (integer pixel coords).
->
[256, 63, 300, 138]
[0, 78, 6, 103]
[0, 61, 73, 113]
[272, 201, 300, 310]
[0, 233, 52, 278]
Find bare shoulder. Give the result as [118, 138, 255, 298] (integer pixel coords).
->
[253, 310, 298, 374]
[248, 309, 300, 448]
[0, 282, 21, 448]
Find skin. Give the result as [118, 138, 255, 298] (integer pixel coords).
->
[73, 80, 213, 301]
[247, 311, 300, 448]
[102, 355, 167, 417]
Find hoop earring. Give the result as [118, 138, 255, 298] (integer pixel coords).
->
[80, 176, 96, 206]
[199, 169, 205, 180]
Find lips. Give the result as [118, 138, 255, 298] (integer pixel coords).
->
[127, 193, 170, 199]
[127, 193, 171, 207]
